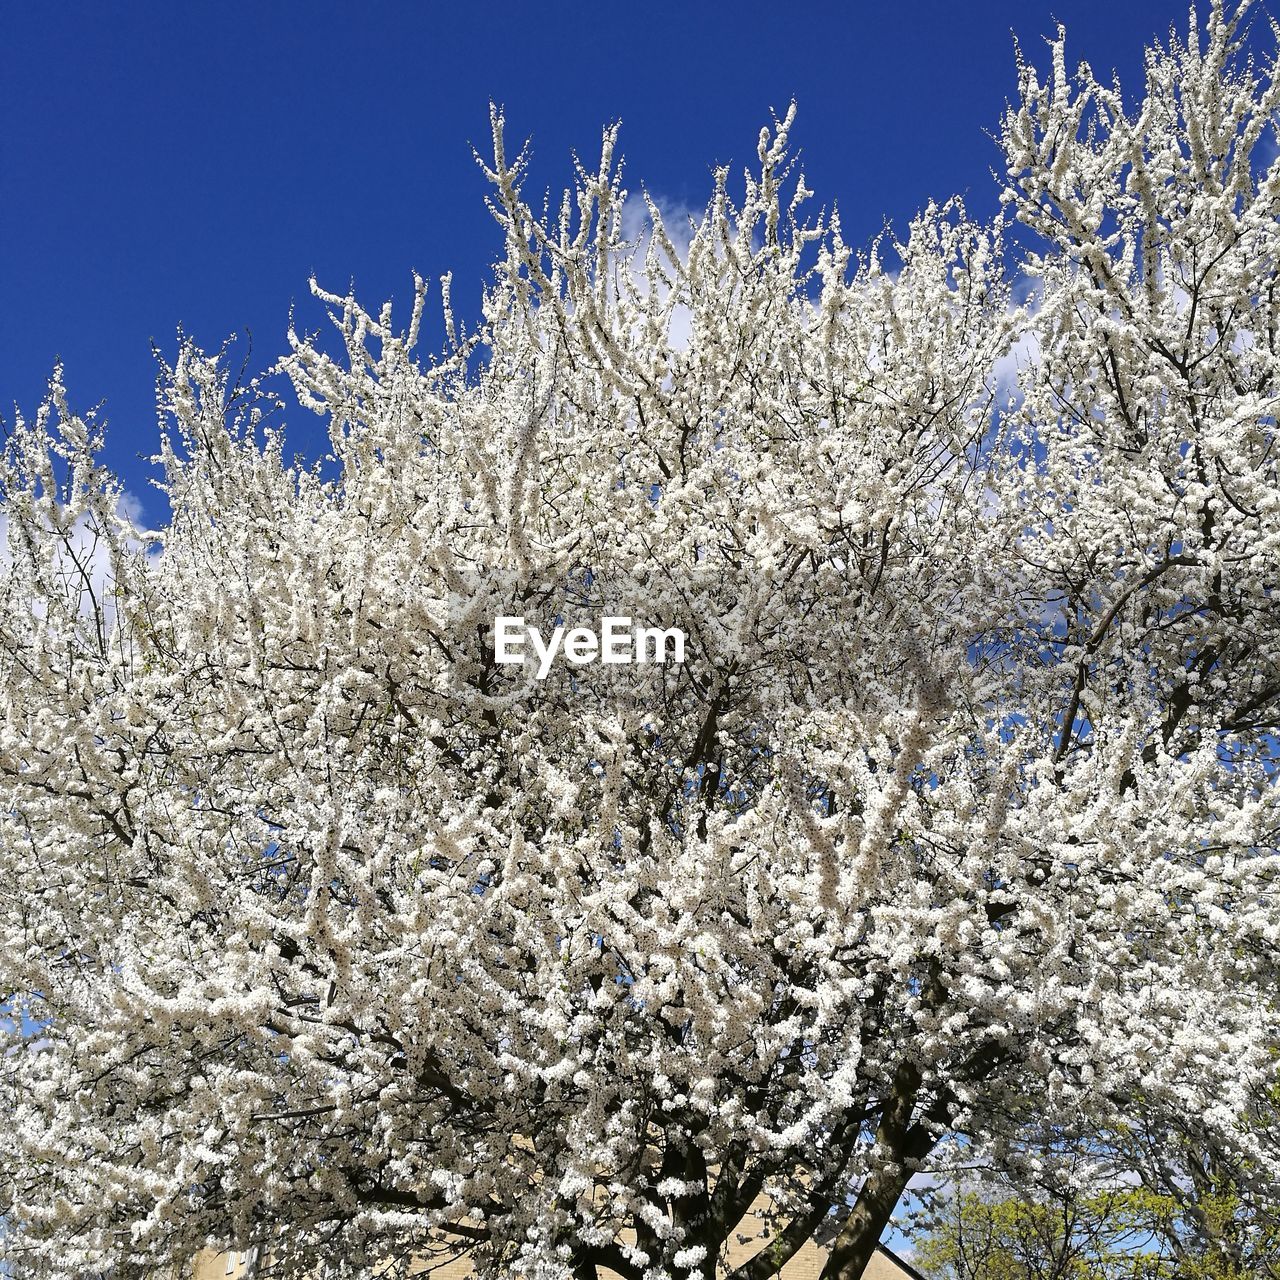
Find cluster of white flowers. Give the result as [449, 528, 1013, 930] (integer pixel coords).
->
[2, 4, 1279, 1278]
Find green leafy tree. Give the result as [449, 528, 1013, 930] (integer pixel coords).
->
[913, 1171, 1279, 1280]
[913, 1182, 1175, 1280]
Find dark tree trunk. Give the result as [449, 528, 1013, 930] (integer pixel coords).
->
[818, 1161, 917, 1280]
[819, 1059, 937, 1280]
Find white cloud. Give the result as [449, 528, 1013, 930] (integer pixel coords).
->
[620, 192, 701, 353]
[0, 491, 158, 625]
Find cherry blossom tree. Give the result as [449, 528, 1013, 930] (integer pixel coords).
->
[2, 3, 1279, 1277]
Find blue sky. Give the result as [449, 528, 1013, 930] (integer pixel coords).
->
[1, 1, 1215, 515]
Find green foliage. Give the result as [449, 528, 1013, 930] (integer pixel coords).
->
[914, 1186, 1170, 1280]
[913, 1180, 1280, 1280]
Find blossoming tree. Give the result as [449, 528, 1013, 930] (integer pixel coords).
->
[2, 3, 1278, 1277]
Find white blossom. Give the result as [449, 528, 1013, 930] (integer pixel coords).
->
[2, 6, 1280, 1279]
